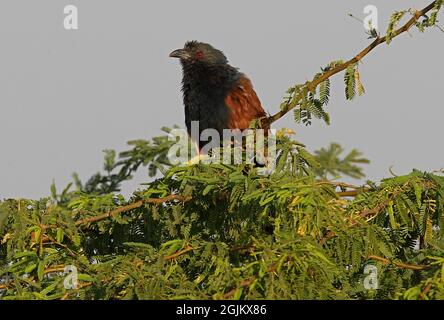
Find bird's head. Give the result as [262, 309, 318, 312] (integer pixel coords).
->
[169, 41, 228, 65]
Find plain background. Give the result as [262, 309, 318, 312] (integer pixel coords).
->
[0, 0, 442, 199]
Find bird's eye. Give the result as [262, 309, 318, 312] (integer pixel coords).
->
[195, 51, 204, 59]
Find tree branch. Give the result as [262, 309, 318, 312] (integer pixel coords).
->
[41, 195, 192, 230]
[44, 266, 66, 275]
[420, 282, 433, 299]
[74, 195, 192, 227]
[367, 255, 431, 271]
[261, 1, 439, 128]
[222, 264, 278, 299]
[337, 190, 369, 197]
[164, 245, 194, 261]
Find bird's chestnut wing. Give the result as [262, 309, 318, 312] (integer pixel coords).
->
[224, 76, 267, 129]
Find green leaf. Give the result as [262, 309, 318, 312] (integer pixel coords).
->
[56, 228, 64, 243]
[77, 274, 95, 282]
[387, 201, 399, 229]
[319, 79, 331, 105]
[202, 185, 214, 196]
[233, 287, 243, 300]
[37, 261, 45, 282]
[355, 69, 365, 96]
[386, 11, 407, 44]
[24, 263, 38, 274]
[344, 64, 356, 100]
[40, 281, 59, 296]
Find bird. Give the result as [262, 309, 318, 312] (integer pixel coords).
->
[169, 41, 267, 154]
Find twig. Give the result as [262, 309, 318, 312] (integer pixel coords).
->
[320, 179, 438, 244]
[230, 243, 256, 253]
[77, 282, 93, 289]
[164, 245, 194, 260]
[367, 255, 431, 271]
[389, 166, 399, 177]
[41, 195, 192, 230]
[319, 199, 391, 243]
[43, 234, 77, 258]
[357, 201, 389, 220]
[59, 282, 93, 300]
[420, 282, 433, 299]
[317, 181, 367, 190]
[315, 181, 370, 197]
[222, 264, 278, 299]
[314, 180, 370, 196]
[261, 1, 439, 128]
[74, 195, 191, 227]
[44, 265, 66, 275]
[337, 190, 369, 197]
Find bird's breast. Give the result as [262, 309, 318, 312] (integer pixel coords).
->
[183, 84, 231, 136]
[181, 65, 241, 142]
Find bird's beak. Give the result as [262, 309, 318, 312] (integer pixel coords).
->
[169, 49, 191, 60]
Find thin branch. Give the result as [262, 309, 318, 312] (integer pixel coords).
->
[41, 195, 192, 230]
[43, 234, 77, 258]
[230, 243, 256, 253]
[320, 179, 438, 244]
[61, 282, 97, 299]
[74, 201, 144, 226]
[75, 194, 191, 226]
[420, 282, 433, 299]
[77, 282, 93, 289]
[357, 201, 389, 220]
[44, 266, 66, 275]
[367, 255, 431, 271]
[337, 190, 369, 197]
[222, 264, 278, 299]
[317, 181, 368, 190]
[315, 181, 371, 197]
[164, 245, 194, 261]
[261, 1, 439, 128]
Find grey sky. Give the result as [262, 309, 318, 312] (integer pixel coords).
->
[0, 0, 442, 199]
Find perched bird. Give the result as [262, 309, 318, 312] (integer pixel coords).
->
[169, 41, 267, 151]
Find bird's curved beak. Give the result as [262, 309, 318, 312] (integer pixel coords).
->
[169, 49, 191, 60]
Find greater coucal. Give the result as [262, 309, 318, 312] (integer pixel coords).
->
[169, 41, 267, 151]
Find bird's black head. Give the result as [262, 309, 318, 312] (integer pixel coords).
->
[169, 41, 228, 65]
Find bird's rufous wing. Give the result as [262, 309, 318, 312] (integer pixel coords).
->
[224, 75, 267, 129]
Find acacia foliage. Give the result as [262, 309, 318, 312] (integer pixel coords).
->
[1, 1, 443, 300]
[1, 134, 443, 300]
